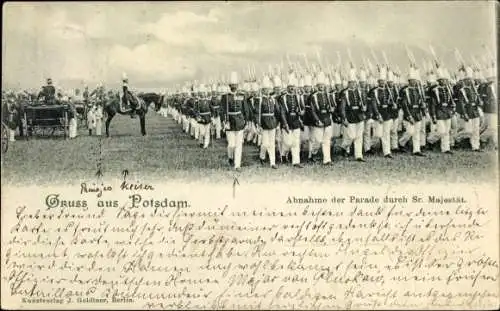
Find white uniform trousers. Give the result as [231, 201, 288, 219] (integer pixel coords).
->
[87, 109, 96, 131]
[302, 126, 314, 158]
[437, 119, 452, 152]
[462, 117, 481, 150]
[182, 116, 189, 133]
[226, 130, 244, 169]
[374, 119, 393, 156]
[259, 128, 276, 166]
[198, 123, 211, 148]
[282, 128, 301, 165]
[69, 118, 78, 138]
[363, 119, 376, 152]
[420, 116, 429, 147]
[311, 125, 333, 163]
[341, 122, 364, 159]
[9, 128, 15, 142]
[480, 112, 498, 147]
[427, 122, 441, 144]
[212, 116, 222, 139]
[450, 114, 458, 147]
[390, 117, 399, 150]
[399, 120, 422, 154]
[275, 127, 284, 158]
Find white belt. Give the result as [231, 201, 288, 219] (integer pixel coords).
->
[352, 106, 359, 110]
[262, 113, 274, 116]
[199, 112, 211, 115]
[228, 111, 241, 115]
[320, 110, 327, 113]
[412, 105, 419, 108]
[212, 106, 220, 109]
[382, 105, 388, 108]
[290, 112, 296, 116]
[442, 103, 448, 107]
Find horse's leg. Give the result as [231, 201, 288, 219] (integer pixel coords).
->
[105, 112, 114, 137]
[140, 113, 146, 136]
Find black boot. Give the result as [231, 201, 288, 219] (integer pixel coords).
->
[89, 129, 92, 136]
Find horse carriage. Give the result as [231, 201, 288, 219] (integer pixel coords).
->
[23, 101, 72, 139]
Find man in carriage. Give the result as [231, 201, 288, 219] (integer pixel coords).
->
[37, 78, 56, 105]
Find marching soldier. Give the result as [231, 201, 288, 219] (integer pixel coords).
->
[340, 67, 366, 162]
[398, 65, 426, 156]
[371, 66, 396, 158]
[210, 84, 223, 139]
[309, 71, 334, 165]
[271, 75, 284, 162]
[196, 84, 212, 149]
[278, 72, 305, 168]
[479, 64, 497, 148]
[361, 70, 376, 155]
[387, 70, 401, 152]
[221, 72, 249, 171]
[429, 67, 455, 154]
[255, 76, 279, 169]
[181, 87, 190, 133]
[300, 73, 315, 161]
[457, 66, 482, 151]
[245, 82, 258, 144]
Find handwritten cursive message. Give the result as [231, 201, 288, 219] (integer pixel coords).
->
[1, 183, 498, 310]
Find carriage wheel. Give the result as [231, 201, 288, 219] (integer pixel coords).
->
[1, 123, 8, 154]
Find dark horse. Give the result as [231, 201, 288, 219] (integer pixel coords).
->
[138, 92, 165, 112]
[103, 92, 163, 137]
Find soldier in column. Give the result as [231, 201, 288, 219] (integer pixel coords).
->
[255, 75, 279, 169]
[300, 73, 315, 162]
[479, 63, 497, 149]
[309, 71, 334, 165]
[271, 75, 284, 162]
[371, 66, 395, 158]
[221, 72, 249, 171]
[278, 72, 305, 168]
[196, 84, 213, 149]
[361, 69, 376, 155]
[387, 69, 402, 153]
[181, 87, 190, 133]
[425, 68, 441, 146]
[398, 65, 426, 156]
[429, 67, 455, 154]
[210, 84, 223, 140]
[245, 81, 258, 145]
[456, 66, 482, 151]
[340, 67, 366, 162]
[329, 72, 343, 150]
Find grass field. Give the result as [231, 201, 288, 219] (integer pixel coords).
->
[1, 111, 497, 186]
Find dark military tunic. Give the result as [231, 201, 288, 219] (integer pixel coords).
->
[400, 86, 425, 122]
[457, 81, 481, 119]
[372, 86, 395, 122]
[388, 83, 400, 119]
[38, 85, 56, 104]
[479, 82, 497, 114]
[210, 96, 222, 118]
[279, 93, 303, 130]
[309, 91, 332, 127]
[430, 85, 454, 121]
[196, 97, 212, 124]
[340, 88, 365, 124]
[221, 91, 249, 131]
[301, 92, 315, 126]
[255, 95, 279, 130]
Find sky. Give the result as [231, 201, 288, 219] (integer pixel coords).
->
[2, 1, 497, 91]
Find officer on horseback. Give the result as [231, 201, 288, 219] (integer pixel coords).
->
[121, 73, 138, 118]
[37, 78, 56, 105]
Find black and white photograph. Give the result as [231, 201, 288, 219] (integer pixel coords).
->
[1, 2, 499, 310]
[1, 1, 497, 184]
